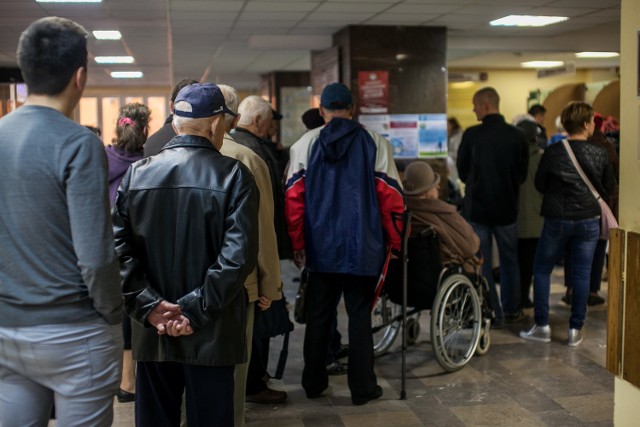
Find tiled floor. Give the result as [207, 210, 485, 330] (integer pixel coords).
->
[106, 261, 613, 427]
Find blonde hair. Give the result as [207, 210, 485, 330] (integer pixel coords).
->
[561, 101, 594, 135]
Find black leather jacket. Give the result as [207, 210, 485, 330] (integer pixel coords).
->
[535, 139, 615, 220]
[113, 135, 259, 366]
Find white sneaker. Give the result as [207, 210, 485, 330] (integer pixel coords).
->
[568, 328, 583, 347]
[519, 324, 551, 343]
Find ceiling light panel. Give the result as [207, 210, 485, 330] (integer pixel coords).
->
[93, 30, 121, 40]
[491, 15, 569, 27]
[575, 52, 619, 58]
[95, 56, 134, 64]
[111, 71, 143, 78]
[521, 61, 565, 68]
[36, 0, 101, 3]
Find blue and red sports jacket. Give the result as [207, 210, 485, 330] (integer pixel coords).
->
[285, 117, 404, 276]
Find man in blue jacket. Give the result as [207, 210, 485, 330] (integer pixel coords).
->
[285, 82, 404, 405]
[457, 87, 529, 327]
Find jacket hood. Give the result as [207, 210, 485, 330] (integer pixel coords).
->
[106, 145, 142, 183]
[317, 117, 362, 162]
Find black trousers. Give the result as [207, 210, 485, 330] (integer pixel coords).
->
[302, 272, 378, 400]
[517, 238, 539, 305]
[136, 361, 234, 427]
[245, 335, 270, 395]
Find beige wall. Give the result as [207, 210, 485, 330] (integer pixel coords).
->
[447, 68, 619, 129]
[615, 0, 640, 424]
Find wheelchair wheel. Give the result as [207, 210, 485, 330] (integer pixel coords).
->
[372, 293, 401, 357]
[406, 316, 421, 345]
[475, 319, 491, 356]
[430, 273, 482, 372]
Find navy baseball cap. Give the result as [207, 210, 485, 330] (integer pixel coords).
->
[320, 82, 353, 110]
[173, 83, 238, 118]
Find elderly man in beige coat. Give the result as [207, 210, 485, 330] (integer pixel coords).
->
[218, 84, 283, 426]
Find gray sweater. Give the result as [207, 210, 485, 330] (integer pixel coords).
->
[0, 105, 122, 326]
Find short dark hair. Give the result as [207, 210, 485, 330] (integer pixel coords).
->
[561, 101, 594, 135]
[171, 78, 199, 102]
[17, 17, 88, 96]
[528, 104, 546, 117]
[473, 87, 500, 108]
[447, 117, 461, 132]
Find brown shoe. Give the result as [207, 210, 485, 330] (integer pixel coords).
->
[246, 387, 288, 404]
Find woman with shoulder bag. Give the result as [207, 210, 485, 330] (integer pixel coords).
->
[520, 101, 615, 347]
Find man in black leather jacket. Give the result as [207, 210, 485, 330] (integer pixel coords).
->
[112, 83, 259, 427]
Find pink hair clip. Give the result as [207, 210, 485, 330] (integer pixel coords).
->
[118, 117, 135, 127]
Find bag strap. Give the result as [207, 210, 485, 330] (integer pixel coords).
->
[273, 331, 289, 380]
[561, 139, 601, 202]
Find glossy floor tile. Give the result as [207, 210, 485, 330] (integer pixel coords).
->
[56, 262, 614, 426]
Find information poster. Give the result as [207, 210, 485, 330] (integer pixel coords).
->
[358, 71, 389, 114]
[358, 113, 447, 159]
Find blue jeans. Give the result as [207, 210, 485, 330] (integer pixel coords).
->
[565, 238, 607, 293]
[533, 218, 599, 329]
[471, 221, 521, 321]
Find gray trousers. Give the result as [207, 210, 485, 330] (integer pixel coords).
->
[0, 320, 123, 427]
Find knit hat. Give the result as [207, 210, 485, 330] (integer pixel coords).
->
[403, 161, 440, 196]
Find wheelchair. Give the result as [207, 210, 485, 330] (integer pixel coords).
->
[371, 224, 493, 373]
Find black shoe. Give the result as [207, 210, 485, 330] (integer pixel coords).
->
[521, 298, 534, 309]
[335, 344, 349, 360]
[588, 294, 605, 306]
[561, 294, 572, 305]
[306, 386, 330, 399]
[505, 311, 526, 323]
[246, 387, 288, 404]
[326, 361, 347, 376]
[491, 318, 504, 329]
[352, 385, 383, 406]
[117, 388, 135, 403]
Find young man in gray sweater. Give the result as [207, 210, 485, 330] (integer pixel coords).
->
[0, 17, 123, 426]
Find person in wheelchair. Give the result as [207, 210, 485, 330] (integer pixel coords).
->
[378, 161, 491, 370]
[403, 161, 481, 269]
[384, 161, 481, 312]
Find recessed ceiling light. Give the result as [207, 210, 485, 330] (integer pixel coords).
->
[36, 0, 102, 2]
[93, 31, 122, 40]
[521, 61, 565, 68]
[490, 15, 568, 27]
[575, 52, 620, 58]
[111, 71, 143, 79]
[95, 56, 134, 64]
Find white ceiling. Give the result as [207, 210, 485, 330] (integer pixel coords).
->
[0, 0, 621, 89]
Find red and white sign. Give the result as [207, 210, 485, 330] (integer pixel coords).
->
[358, 71, 389, 114]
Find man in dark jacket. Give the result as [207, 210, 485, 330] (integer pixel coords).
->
[285, 82, 404, 405]
[457, 87, 529, 327]
[112, 83, 259, 427]
[143, 77, 198, 157]
[233, 95, 290, 405]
